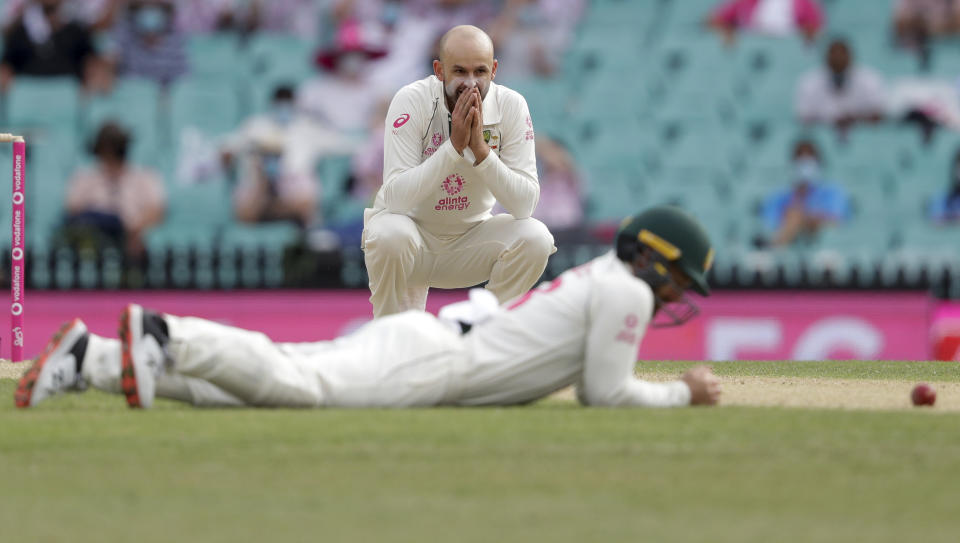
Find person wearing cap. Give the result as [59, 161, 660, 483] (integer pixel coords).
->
[18, 205, 721, 410]
[296, 19, 389, 135]
[362, 24, 555, 319]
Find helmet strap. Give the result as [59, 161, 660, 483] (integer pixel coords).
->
[633, 248, 701, 327]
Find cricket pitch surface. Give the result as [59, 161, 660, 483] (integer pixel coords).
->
[3, 360, 959, 543]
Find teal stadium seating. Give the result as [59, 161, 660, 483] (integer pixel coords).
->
[2, 0, 958, 288]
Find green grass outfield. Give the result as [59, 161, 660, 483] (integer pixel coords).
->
[2, 361, 959, 543]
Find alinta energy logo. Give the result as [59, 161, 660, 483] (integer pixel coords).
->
[436, 174, 469, 211]
[442, 173, 464, 195]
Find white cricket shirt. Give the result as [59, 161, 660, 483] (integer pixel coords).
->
[455, 251, 693, 407]
[373, 75, 540, 236]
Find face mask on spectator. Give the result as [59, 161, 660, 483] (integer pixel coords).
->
[261, 154, 282, 181]
[794, 157, 821, 183]
[134, 5, 170, 35]
[338, 52, 367, 78]
[830, 71, 847, 91]
[272, 102, 294, 126]
[381, 2, 401, 26]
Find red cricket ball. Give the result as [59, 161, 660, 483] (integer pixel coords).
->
[911, 383, 936, 407]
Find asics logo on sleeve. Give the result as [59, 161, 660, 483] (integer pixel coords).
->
[393, 114, 411, 128]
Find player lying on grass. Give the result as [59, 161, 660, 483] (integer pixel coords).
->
[15, 206, 721, 410]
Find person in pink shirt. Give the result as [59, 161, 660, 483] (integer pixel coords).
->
[708, 0, 825, 45]
[893, 0, 960, 69]
[64, 121, 166, 262]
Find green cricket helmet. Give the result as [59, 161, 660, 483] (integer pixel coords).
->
[615, 206, 715, 325]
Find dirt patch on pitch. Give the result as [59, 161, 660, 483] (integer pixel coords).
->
[3, 361, 957, 411]
[717, 376, 960, 411]
[0, 360, 24, 380]
[552, 375, 960, 411]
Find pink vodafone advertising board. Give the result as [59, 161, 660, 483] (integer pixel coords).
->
[931, 301, 960, 361]
[7, 290, 935, 362]
[637, 292, 931, 361]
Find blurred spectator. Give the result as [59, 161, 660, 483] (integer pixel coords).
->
[349, 98, 390, 205]
[298, 19, 389, 135]
[928, 147, 960, 223]
[795, 39, 886, 136]
[0, 0, 108, 92]
[888, 77, 960, 143]
[231, 131, 317, 227]
[491, 134, 586, 242]
[404, 0, 499, 30]
[320, 0, 394, 32]
[3, 0, 236, 35]
[488, 0, 585, 81]
[893, 0, 960, 69]
[223, 85, 353, 227]
[173, 0, 237, 34]
[238, 0, 320, 38]
[107, 0, 188, 87]
[529, 135, 585, 238]
[366, 3, 439, 91]
[760, 139, 851, 247]
[708, 0, 825, 45]
[1, 0, 121, 32]
[64, 121, 166, 260]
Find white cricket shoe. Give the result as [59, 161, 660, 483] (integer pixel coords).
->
[15, 319, 89, 408]
[119, 304, 170, 409]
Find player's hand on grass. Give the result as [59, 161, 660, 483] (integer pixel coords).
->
[681, 365, 721, 406]
[451, 88, 474, 155]
[468, 88, 489, 164]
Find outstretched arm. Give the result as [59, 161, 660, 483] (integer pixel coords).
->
[577, 278, 718, 407]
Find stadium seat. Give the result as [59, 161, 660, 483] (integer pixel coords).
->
[222, 221, 300, 250]
[167, 77, 242, 145]
[315, 154, 362, 226]
[584, 168, 647, 221]
[244, 35, 317, 116]
[582, 0, 657, 27]
[2, 77, 81, 132]
[245, 34, 317, 83]
[187, 34, 243, 80]
[145, 181, 231, 257]
[220, 222, 297, 287]
[661, 0, 722, 34]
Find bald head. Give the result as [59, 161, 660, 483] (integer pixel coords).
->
[434, 25, 498, 108]
[438, 25, 494, 63]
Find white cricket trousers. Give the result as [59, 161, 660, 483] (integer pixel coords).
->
[362, 210, 555, 318]
[82, 311, 470, 408]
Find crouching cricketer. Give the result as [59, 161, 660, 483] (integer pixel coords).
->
[16, 206, 721, 410]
